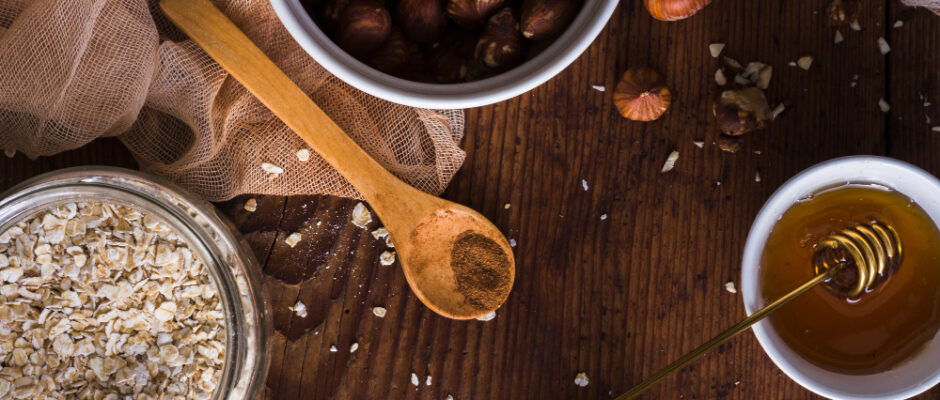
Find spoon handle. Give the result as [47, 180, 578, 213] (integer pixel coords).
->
[615, 266, 840, 400]
[159, 0, 408, 203]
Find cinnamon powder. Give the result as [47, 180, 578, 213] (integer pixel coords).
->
[451, 231, 512, 310]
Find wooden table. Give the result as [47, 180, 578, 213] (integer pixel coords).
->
[4, 0, 940, 398]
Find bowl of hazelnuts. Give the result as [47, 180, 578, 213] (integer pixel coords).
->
[270, 0, 618, 108]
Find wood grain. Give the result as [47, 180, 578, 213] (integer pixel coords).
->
[3, 0, 940, 398]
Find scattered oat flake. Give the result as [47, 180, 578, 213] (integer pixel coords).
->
[446, 395, 454, 400]
[877, 37, 891, 55]
[850, 20, 861, 31]
[476, 310, 496, 321]
[693, 140, 705, 148]
[724, 56, 742, 69]
[592, 85, 606, 92]
[788, 61, 797, 67]
[771, 103, 786, 120]
[715, 69, 727, 86]
[932, 126, 940, 132]
[709, 43, 725, 58]
[296, 148, 311, 162]
[894, 20, 904, 28]
[371, 227, 389, 240]
[426, 375, 432, 386]
[755, 171, 762, 182]
[834, 30, 844, 44]
[380, 251, 396, 266]
[661, 150, 679, 173]
[878, 98, 891, 112]
[261, 162, 284, 175]
[574, 372, 590, 387]
[509, 238, 517, 248]
[351, 202, 372, 229]
[797, 56, 813, 70]
[330, 345, 338, 352]
[285, 232, 302, 248]
[244, 198, 257, 212]
[411, 373, 420, 387]
[725, 281, 737, 294]
[291, 301, 307, 318]
[600, 214, 608, 221]
[581, 179, 589, 191]
[504, 203, 511, 209]
[373, 306, 387, 318]
[349, 342, 359, 353]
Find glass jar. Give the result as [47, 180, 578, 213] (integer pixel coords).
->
[0, 167, 271, 399]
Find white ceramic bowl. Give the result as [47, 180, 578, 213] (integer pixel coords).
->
[741, 156, 940, 400]
[270, 0, 619, 108]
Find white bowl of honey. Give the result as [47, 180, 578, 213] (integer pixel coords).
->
[742, 156, 940, 400]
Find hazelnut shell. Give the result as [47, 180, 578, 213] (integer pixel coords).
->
[396, 0, 447, 43]
[519, 0, 579, 41]
[446, 0, 506, 30]
[474, 8, 525, 70]
[370, 29, 410, 75]
[613, 67, 672, 122]
[337, 0, 392, 58]
[429, 29, 478, 82]
[826, 0, 860, 26]
[643, 0, 712, 21]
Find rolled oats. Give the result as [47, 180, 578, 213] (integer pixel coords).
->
[0, 202, 225, 399]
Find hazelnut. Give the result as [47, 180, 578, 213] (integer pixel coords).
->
[370, 29, 410, 75]
[826, 0, 859, 26]
[337, 0, 392, 58]
[519, 0, 579, 41]
[712, 87, 771, 136]
[643, 0, 712, 21]
[446, 0, 506, 30]
[613, 67, 672, 122]
[475, 8, 525, 70]
[429, 29, 478, 83]
[396, 0, 447, 43]
[717, 136, 741, 153]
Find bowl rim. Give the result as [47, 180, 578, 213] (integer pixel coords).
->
[269, 0, 619, 109]
[741, 156, 940, 400]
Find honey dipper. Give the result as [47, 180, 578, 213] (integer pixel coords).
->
[159, 0, 514, 320]
[617, 221, 903, 399]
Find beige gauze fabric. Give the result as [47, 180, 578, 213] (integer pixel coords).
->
[0, 0, 465, 201]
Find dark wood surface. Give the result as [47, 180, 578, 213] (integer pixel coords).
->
[4, 0, 940, 398]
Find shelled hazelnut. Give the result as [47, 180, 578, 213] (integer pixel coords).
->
[713, 87, 771, 136]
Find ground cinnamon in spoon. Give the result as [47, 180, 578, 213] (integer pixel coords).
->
[451, 231, 512, 310]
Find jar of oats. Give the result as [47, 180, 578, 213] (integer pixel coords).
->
[0, 168, 270, 399]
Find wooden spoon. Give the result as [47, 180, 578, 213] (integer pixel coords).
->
[159, 0, 515, 319]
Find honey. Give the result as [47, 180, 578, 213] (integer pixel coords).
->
[760, 184, 940, 375]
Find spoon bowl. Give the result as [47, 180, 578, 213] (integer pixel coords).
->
[390, 201, 514, 319]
